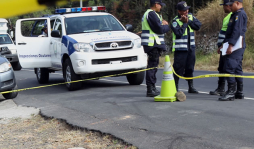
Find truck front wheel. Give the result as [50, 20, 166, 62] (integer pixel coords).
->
[126, 71, 145, 85]
[63, 59, 82, 91]
[35, 68, 49, 84]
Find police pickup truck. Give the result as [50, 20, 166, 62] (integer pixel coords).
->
[15, 6, 147, 90]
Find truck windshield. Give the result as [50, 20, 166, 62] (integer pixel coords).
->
[65, 15, 125, 35]
[0, 34, 12, 44]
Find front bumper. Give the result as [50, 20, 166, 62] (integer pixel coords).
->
[70, 47, 148, 74]
[0, 69, 16, 92]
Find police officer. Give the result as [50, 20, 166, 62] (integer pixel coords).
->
[210, 0, 232, 95]
[141, 0, 170, 97]
[171, 1, 202, 93]
[219, 0, 247, 101]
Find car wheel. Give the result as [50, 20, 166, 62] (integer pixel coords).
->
[2, 85, 18, 99]
[11, 61, 22, 71]
[126, 71, 145, 85]
[35, 68, 49, 84]
[63, 59, 82, 91]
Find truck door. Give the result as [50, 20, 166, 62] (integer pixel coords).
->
[16, 18, 51, 68]
[50, 18, 63, 69]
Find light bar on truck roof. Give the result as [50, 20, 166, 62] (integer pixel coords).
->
[55, 6, 106, 14]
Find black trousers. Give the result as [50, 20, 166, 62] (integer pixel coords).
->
[173, 49, 196, 82]
[146, 48, 160, 86]
[223, 48, 245, 84]
[218, 53, 226, 82]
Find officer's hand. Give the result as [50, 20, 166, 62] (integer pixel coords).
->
[217, 46, 222, 54]
[226, 45, 233, 55]
[162, 20, 168, 25]
[180, 15, 188, 23]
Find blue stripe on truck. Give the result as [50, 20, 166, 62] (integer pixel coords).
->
[62, 35, 78, 56]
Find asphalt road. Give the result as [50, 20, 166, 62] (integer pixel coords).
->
[9, 68, 254, 149]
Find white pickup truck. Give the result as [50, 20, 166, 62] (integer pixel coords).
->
[15, 6, 147, 90]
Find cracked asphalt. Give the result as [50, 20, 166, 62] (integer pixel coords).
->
[9, 68, 254, 149]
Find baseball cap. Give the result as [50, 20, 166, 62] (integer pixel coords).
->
[177, 1, 191, 11]
[150, 0, 166, 6]
[226, 0, 243, 5]
[220, 0, 230, 5]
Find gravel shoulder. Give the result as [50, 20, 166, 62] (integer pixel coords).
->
[0, 99, 137, 149]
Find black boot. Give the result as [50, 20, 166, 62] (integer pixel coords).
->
[147, 85, 160, 97]
[218, 83, 236, 101]
[188, 80, 199, 93]
[209, 81, 225, 95]
[152, 84, 160, 94]
[235, 82, 244, 99]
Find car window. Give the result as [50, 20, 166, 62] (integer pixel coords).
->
[0, 34, 12, 44]
[20, 19, 48, 37]
[53, 19, 62, 36]
[65, 15, 124, 35]
[32, 20, 46, 36]
[50, 19, 55, 30]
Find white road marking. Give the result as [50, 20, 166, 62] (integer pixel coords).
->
[22, 69, 254, 100]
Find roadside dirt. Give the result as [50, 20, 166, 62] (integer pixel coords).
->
[0, 115, 137, 149]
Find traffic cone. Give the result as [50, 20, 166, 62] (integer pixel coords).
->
[154, 55, 177, 102]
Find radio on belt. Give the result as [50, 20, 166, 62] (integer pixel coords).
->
[15, 6, 147, 91]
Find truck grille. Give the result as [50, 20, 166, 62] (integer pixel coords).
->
[92, 56, 137, 65]
[94, 41, 132, 51]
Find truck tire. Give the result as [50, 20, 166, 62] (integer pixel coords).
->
[35, 68, 49, 84]
[63, 59, 82, 91]
[126, 71, 145, 85]
[11, 61, 22, 71]
[3, 85, 18, 99]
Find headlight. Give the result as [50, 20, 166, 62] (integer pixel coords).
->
[0, 62, 12, 73]
[73, 43, 93, 52]
[10, 49, 17, 54]
[133, 38, 141, 48]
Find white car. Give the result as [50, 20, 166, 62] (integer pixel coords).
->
[15, 6, 147, 91]
[0, 33, 22, 70]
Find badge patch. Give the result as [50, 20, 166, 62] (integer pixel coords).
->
[235, 15, 238, 21]
[183, 2, 187, 7]
[172, 22, 177, 28]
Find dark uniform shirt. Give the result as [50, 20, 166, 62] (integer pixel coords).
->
[170, 13, 202, 50]
[143, 11, 170, 53]
[223, 8, 247, 49]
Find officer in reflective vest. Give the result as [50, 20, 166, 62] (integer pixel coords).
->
[141, 0, 170, 97]
[210, 0, 232, 95]
[219, 0, 247, 101]
[171, 1, 201, 93]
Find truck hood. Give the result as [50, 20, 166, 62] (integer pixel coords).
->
[0, 44, 16, 50]
[67, 31, 140, 43]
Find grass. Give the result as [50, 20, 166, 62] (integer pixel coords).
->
[0, 115, 137, 149]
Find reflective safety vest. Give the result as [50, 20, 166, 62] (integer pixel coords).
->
[172, 14, 195, 52]
[217, 12, 233, 46]
[141, 9, 165, 46]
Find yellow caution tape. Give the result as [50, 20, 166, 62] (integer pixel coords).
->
[171, 65, 254, 80]
[1, 65, 254, 95]
[0, 67, 156, 94]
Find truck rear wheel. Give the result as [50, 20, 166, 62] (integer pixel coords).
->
[35, 68, 49, 84]
[63, 59, 82, 91]
[3, 85, 18, 99]
[126, 71, 145, 85]
[11, 61, 22, 71]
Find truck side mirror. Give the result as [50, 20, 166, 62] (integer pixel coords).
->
[51, 30, 61, 38]
[125, 24, 133, 32]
